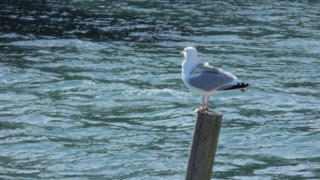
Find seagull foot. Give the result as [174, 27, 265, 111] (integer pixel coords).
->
[195, 107, 205, 112]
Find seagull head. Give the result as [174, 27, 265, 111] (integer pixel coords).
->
[180, 47, 197, 61]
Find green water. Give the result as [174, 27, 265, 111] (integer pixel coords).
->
[0, 1, 320, 179]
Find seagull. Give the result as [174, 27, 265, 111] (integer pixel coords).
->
[180, 47, 250, 110]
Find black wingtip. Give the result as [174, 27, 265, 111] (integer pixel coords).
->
[224, 82, 251, 91]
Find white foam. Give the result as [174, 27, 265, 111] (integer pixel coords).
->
[122, 88, 192, 98]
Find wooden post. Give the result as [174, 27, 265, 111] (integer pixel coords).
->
[185, 109, 223, 180]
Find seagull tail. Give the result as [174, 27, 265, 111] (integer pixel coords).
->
[224, 82, 251, 92]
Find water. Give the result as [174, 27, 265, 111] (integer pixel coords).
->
[1, 0, 320, 179]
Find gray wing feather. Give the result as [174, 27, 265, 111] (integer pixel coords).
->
[188, 63, 238, 91]
[190, 63, 221, 74]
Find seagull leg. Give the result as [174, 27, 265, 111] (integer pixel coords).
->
[196, 96, 206, 112]
[201, 96, 205, 110]
[195, 96, 205, 112]
[205, 96, 210, 110]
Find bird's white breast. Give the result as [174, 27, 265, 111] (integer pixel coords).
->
[181, 61, 201, 91]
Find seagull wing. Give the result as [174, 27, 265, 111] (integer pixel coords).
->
[188, 62, 239, 91]
[190, 62, 221, 74]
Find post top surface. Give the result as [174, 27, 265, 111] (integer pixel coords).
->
[196, 109, 223, 116]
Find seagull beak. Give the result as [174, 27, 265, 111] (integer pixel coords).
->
[180, 52, 184, 56]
